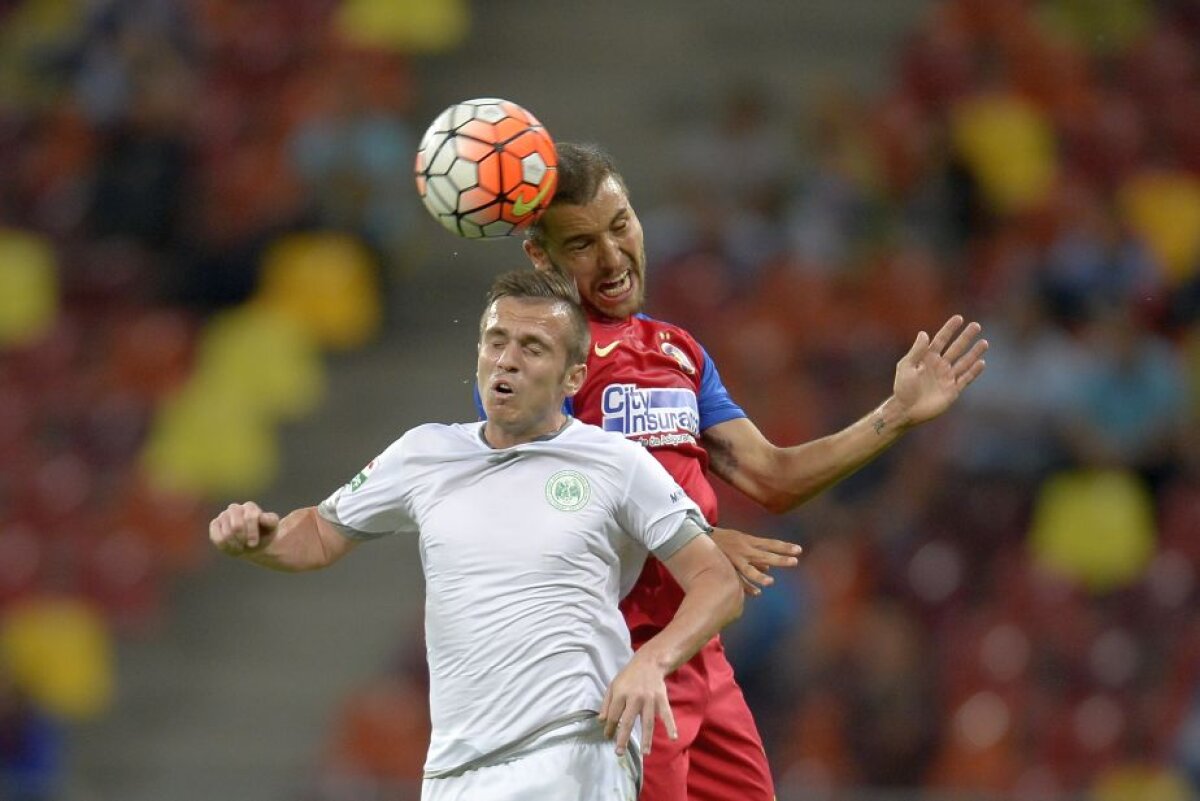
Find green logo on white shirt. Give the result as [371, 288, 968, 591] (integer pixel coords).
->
[545, 470, 590, 511]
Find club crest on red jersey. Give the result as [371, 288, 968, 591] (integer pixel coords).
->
[660, 342, 696, 375]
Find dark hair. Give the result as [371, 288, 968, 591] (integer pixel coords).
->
[527, 141, 628, 245]
[483, 269, 590, 366]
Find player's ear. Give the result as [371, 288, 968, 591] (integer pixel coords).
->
[524, 238, 551, 272]
[563, 362, 586, 397]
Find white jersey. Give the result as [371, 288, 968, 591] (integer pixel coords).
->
[317, 418, 705, 777]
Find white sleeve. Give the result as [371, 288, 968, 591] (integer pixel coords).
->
[615, 444, 709, 560]
[316, 434, 418, 541]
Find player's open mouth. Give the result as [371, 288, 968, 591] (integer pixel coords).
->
[491, 380, 514, 396]
[598, 271, 632, 299]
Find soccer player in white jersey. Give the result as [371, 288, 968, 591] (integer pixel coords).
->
[209, 269, 747, 801]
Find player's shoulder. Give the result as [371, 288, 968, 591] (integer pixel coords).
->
[634, 311, 693, 337]
[396, 421, 481, 454]
[563, 419, 651, 460]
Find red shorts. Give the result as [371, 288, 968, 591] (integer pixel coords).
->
[638, 636, 774, 801]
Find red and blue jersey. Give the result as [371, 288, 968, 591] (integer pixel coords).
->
[473, 312, 745, 639]
[569, 313, 745, 640]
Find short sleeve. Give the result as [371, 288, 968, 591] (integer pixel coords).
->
[697, 347, 746, 430]
[614, 444, 707, 558]
[317, 434, 419, 540]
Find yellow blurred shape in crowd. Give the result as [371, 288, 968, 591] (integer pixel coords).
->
[0, 0, 84, 106]
[140, 371, 281, 498]
[1, 597, 113, 720]
[1091, 761, 1193, 801]
[257, 232, 382, 351]
[140, 304, 326, 498]
[951, 93, 1059, 216]
[1029, 469, 1156, 593]
[334, 0, 468, 52]
[192, 303, 326, 422]
[1119, 170, 1200, 285]
[0, 229, 58, 348]
[1036, 0, 1151, 55]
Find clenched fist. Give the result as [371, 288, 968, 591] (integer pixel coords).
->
[209, 501, 280, 556]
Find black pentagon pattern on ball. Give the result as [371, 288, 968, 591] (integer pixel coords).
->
[415, 98, 555, 239]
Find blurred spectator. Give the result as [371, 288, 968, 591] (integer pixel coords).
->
[1063, 304, 1187, 483]
[943, 286, 1090, 479]
[0, 664, 62, 801]
[316, 645, 429, 801]
[289, 52, 419, 268]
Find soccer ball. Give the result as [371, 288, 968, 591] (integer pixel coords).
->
[414, 98, 558, 239]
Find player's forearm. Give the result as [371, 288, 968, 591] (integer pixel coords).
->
[713, 396, 912, 514]
[242, 507, 338, 572]
[635, 564, 743, 675]
[771, 395, 913, 509]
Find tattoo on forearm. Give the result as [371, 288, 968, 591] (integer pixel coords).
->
[873, 417, 886, 436]
[704, 433, 739, 481]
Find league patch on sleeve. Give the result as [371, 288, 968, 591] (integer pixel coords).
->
[349, 459, 377, 492]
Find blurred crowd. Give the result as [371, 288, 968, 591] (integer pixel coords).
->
[0, 0, 449, 796]
[640, 1, 1200, 799]
[4, 0, 1200, 800]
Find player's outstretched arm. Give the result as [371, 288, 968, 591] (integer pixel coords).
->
[209, 502, 358, 572]
[710, 529, 803, 596]
[600, 532, 742, 756]
[703, 315, 987, 514]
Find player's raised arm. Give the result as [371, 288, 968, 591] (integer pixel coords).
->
[209, 502, 358, 572]
[702, 315, 988, 514]
[600, 530, 743, 757]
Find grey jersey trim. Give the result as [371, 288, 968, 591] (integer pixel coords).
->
[650, 510, 711, 562]
[316, 496, 384, 541]
[423, 710, 597, 779]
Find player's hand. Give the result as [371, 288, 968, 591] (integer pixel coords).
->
[209, 501, 280, 557]
[600, 652, 676, 757]
[710, 528, 802, 596]
[893, 315, 987, 426]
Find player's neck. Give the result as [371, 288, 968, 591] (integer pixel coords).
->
[483, 414, 571, 449]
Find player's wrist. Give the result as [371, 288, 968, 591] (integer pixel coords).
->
[874, 396, 915, 437]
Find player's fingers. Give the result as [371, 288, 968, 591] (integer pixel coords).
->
[942, 320, 981, 363]
[614, 706, 638, 756]
[244, 508, 261, 549]
[599, 685, 614, 725]
[640, 705, 654, 756]
[658, 695, 678, 742]
[952, 339, 989, 377]
[740, 563, 774, 588]
[901, 330, 930, 367]
[958, 358, 987, 389]
[928, 315, 964, 355]
[260, 511, 280, 531]
[748, 539, 802, 567]
[740, 577, 762, 597]
[210, 516, 241, 554]
[604, 696, 625, 740]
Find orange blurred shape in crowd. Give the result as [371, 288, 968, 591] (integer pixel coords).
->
[325, 671, 430, 781]
[108, 309, 198, 401]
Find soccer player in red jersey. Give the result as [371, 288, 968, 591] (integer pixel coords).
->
[521, 142, 989, 801]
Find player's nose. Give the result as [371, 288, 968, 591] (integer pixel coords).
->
[597, 234, 622, 271]
[495, 341, 521, 370]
